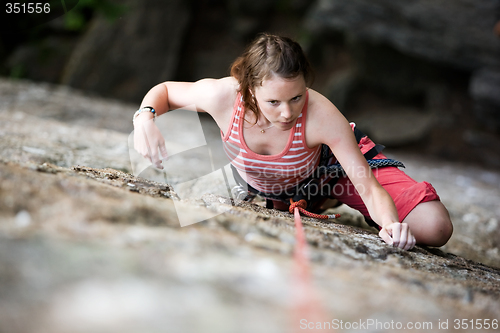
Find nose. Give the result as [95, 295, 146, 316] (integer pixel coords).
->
[281, 103, 292, 120]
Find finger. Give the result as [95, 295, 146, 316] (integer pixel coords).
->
[142, 124, 164, 169]
[399, 224, 408, 250]
[134, 133, 150, 162]
[407, 234, 416, 250]
[136, 145, 152, 163]
[378, 228, 393, 246]
[151, 147, 164, 170]
[150, 144, 160, 165]
[139, 122, 154, 163]
[401, 224, 415, 250]
[144, 138, 156, 165]
[391, 224, 401, 248]
[141, 152, 152, 163]
[401, 223, 415, 250]
[158, 141, 169, 160]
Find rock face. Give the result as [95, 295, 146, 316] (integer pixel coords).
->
[0, 78, 136, 133]
[353, 108, 436, 146]
[1, 79, 500, 332]
[470, 68, 500, 131]
[387, 152, 500, 269]
[305, 0, 500, 157]
[61, 0, 190, 102]
[306, 0, 500, 70]
[3, 0, 500, 158]
[2, 160, 500, 333]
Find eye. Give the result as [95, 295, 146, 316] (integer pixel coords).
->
[269, 100, 280, 106]
[291, 95, 302, 102]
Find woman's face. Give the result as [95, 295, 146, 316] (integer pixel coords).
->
[253, 74, 307, 131]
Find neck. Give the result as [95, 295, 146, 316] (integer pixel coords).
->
[244, 112, 268, 126]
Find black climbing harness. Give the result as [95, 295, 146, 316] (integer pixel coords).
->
[230, 126, 405, 212]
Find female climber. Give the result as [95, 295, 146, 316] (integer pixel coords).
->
[133, 33, 453, 250]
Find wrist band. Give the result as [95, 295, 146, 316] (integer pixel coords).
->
[133, 106, 156, 124]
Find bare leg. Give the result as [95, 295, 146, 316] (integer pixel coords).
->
[402, 201, 453, 247]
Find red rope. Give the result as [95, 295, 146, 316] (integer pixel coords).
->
[290, 203, 332, 332]
[288, 199, 341, 220]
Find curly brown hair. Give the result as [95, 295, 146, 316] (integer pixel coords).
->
[230, 33, 314, 123]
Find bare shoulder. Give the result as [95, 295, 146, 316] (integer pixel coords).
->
[166, 76, 238, 116]
[306, 88, 351, 147]
[204, 77, 239, 115]
[307, 88, 342, 119]
[197, 77, 239, 130]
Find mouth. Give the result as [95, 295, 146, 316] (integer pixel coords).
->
[280, 119, 294, 126]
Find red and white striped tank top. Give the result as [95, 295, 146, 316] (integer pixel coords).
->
[221, 91, 321, 194]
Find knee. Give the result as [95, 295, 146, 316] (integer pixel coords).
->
[427, 214, 453, 247]
[405, 201, 453, 247]
[422, 205, 453, 247]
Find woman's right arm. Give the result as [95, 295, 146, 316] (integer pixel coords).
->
[133, 77, 237, 169]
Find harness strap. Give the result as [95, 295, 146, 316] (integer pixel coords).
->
[321, 158, 406, 177]
[230, 126, 405, 211]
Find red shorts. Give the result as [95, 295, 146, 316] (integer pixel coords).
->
[332, 153, 440, 222]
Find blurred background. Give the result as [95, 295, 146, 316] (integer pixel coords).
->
[1, 0, 500, 168]
[1, 2, 500, 332]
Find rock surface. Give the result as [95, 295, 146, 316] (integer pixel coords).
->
[0, 78, 136, 133]
[306, 0, 500, 141]
[3, 0, 500, 161]
[470, 68, 500, 131]
[352, 108, 436, 146]
[61, 0, 191, 102]
[1, 80, 500, 332]
[306, 0, 500, 70]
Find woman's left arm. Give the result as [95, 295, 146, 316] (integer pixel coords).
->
[307, 90, 416, 250]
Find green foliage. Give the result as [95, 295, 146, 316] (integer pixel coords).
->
[64, 0, 128, 32]
[64, 9, 86, 31]
[9, 64, 26, 79]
